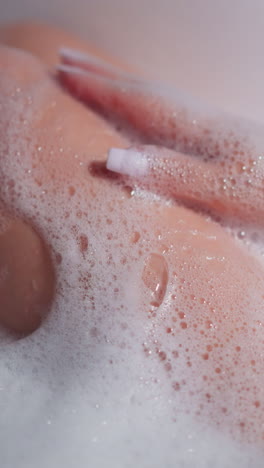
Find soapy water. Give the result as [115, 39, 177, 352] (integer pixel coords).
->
[1, 46, 264, 467]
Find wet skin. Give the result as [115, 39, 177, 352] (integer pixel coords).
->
[1, 22, 264, 453]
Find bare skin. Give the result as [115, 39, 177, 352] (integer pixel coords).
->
[1, 22, 264, 461]
[0, 208, 54, 334]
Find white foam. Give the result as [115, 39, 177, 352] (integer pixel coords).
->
[0, 48, 264, 468]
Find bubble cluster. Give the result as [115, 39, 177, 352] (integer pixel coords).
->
[0, 46, 264, 467]
[93, 75, 264, 226]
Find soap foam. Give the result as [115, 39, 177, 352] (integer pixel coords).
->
[0, 47, 264, 468]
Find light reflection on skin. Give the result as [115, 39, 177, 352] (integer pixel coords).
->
[0, 22, 264, 468]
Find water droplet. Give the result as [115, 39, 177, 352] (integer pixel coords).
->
[180, 321, 188, 329]
[202, 353, 209, 360]
[142, 253, 168, 308]
[68, 186, 76, 196]
[238, 231, 246, 239]
[130, 231, 140, 244]
[78, 234, 89, 253]
[157, 350, 167, 361]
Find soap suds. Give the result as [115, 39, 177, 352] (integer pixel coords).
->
[0, 47, 264, 467]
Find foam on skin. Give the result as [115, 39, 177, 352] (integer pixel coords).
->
[1, 30, 264, 468]
[58, 49, 264, 225]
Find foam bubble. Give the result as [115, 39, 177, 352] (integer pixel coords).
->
[0, 47, 264, 467]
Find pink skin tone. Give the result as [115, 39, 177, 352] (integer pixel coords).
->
[1, 32, 264, 461]
[58, 48, 264, 226]
[56, 48, 264, 448]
